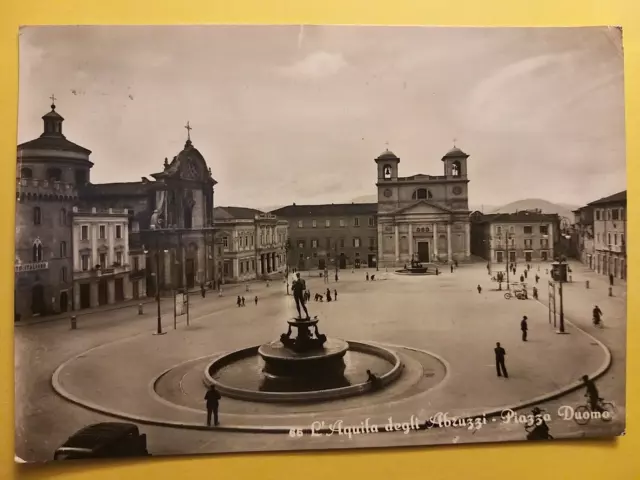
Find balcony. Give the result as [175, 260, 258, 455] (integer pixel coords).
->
[15, 261, 49, 273]
[16, 178, 78, 199]
[74, 264, 131, 279]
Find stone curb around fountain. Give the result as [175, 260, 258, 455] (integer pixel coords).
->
[202, 341, 404, 403]
[51, 313, 612, 434]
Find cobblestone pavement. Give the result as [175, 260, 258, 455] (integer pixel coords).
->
[14, 261, 625, 461]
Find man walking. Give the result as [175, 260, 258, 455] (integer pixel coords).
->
[609, 273, 614, 286]
[521, 316, 528, 341]
[477, 284, 482, 294]
[204, 385, 221, 427]
[494, 342, 508, 378]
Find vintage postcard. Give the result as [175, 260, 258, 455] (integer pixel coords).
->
[14, 25, 626, 462]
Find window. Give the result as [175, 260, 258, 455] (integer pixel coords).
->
[340, 238, 345, 248]
[81, 254, 90, 271]
[298, 240, 305, 248]
[452, 161, 461, 177]
[60, 241, 67, 258]
[46, 167, 62, 182]
[99, 253, 107, 266]
[524, 239, 532, 248]
[133, 257, 140, 271]
[368, 217, 375, 227]
[541, 239, 549, 248]
[240, 262, 244, 274]
[523, 226, 532, 234]
[339, 219, 346, 227]
[369, 237, 375, 248]
[99, 225, 106, 239]
[597, 233, 601, 243]
[75, 169, 88, 185]
[222, 237, 228, 247]
[297, 220, 303, 228]
[621, 234, 625, 247]
[116, 225, 122, 239]
[313, 252, 318, 258]
[32, 239, 43, 262]
[383, 164, 392, 179]
[540, 225, 549, 235]
[325, 219, 330, 228]
[311, 239, 318, 248]
[541, 251, 548, 261]
[116, 252, 123, 265]
[496, 226, 502, 235]
[621, 209, 626, 221]
[60, 208, 67, 226]
[612, 209, 619, 220]
[81, 225, 89, 240]
[33, 207, 41, 225]
[20, 167, 32, 179]
[353, 238, 361, 248]
[614, 234, 618, 246]
[595, 210, 601, 221]
[608, 233, 612, 245]
[61, 267, 67, 283]
[312, 220, 317, 228]
[354, 218, 360, 227]
[509, 226, 515, 233]
[607, 209, 612, 220]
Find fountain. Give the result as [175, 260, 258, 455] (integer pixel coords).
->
[203, 273, 403, 402]
[395, 254, 439, 275]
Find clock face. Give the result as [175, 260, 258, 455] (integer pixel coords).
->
[452, 186, 463, 196]
[383, 189, 393, 198]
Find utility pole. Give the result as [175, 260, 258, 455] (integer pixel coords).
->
[505, 234, 511, 291]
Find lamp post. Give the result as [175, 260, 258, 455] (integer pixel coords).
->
[284, 237, 291, 295]
[145, 230, 167, 336]
[504, 233, 515, 291]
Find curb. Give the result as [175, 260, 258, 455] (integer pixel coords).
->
[51, 315, 612, 434]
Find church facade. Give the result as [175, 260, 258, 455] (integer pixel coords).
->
[375, 147, 471, 267]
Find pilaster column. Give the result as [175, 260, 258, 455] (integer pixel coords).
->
[394, 224, 400, 262]
[73, 225, 80, 271]
[108, 224, 114, 265]
[123, 223, 129, 265]
[447, 223, 452, 262]
[90, 225, 98, 266]
[408, 224, 413, 258]
[232, 258, 239, 280]
[257, 255, 262, 275]
[465, 222, 471, 257]
[433, 223, 438, 259]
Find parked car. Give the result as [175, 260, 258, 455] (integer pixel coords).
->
[53, 422, 149, 460]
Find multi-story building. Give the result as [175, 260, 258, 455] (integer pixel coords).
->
[270, 203, 378, 271]
[375, 147, 472, 266]
[213, 207, 288, 282]
[470, 210, 560, 265]
[14, 100, 92, 318]
[575, 190, 626, 280]
[572, 206, 595, 267]
[71, 206, 146, 309]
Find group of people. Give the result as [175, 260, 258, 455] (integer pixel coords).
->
[236, 295, 259, 307]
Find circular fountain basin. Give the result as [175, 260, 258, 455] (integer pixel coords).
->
[204, 340, 403, 403]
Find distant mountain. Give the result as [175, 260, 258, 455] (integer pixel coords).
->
[491, 199, 579, 221]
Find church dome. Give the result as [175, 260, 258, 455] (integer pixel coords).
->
[441, 146, 469, 159]
[376, 149, 399, 160]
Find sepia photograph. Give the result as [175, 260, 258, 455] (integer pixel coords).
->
[14, 25, 626, 463]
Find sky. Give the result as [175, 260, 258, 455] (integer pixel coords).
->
[18, 25, 626, 209]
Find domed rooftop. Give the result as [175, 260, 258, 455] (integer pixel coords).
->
[376, 149, 400, 161]
[441, 146, 469, 160]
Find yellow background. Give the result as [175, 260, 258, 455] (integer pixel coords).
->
[1, 1, 638, 479]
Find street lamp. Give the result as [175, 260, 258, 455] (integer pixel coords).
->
[145, 231, 168, 336]
[553, 256, 569, 335]
[284, 237, 291, 295]
[505, 233, 515, 291]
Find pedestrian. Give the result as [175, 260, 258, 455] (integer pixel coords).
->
[535, 274, 540, 284]
[521, 316, 528, 342]
[237, 295, 241, 307]
[366, 272, 370, 281]
[266, 280, 270, 288]
[334, 289, 338, 300]
[609, 273, 614, 286]
[201, 283, 206, 298]
[326, 288, 332, 302]
[254, 295, 258, 305]
[371, 274, 376, 280]
[494, 342, 508, 378]
[524, 270, 528, 279]
[450, 264, 454, 273]
[335, 272, 338, 282]
[487, 262, 491, 273]
[241, 296, 245, 306]
[204, 385, 221, 427]
[520, 274, 525, 283]
[533, 286, 538, 299]
[477, 284, 482, 294]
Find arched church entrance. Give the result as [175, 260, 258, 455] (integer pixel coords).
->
[31, 284, 45, 315]
[185, 243, 198, 289]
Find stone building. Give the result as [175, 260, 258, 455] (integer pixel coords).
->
[469, 210, 560, 265]
[375, 147, 471, 266]
[15, 100, 92, 318]
[71, 206, 146, 309]
[81, 132, 218, 294]
[574, 190, 626, 280]
[270, 203, 378, 271]
[213, 207, 288, 282]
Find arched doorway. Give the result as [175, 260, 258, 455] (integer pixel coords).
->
[31, 284, 45, 315]
[59, 291, 69, 313]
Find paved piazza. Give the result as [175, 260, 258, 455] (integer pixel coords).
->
[15, 261, 625, 461]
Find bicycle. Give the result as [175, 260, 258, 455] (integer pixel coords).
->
[573, 396, 616, 425]
[593, 316, 604, 329]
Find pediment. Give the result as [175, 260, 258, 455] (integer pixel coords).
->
[393, 200, 452, 215]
